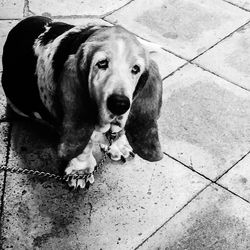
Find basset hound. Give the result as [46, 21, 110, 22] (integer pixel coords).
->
[2, 16, 163, 188]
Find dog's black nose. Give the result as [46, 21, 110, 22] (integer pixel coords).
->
[107, 94, 130, 116]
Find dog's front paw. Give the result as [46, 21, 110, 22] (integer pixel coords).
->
[101, 134, 135, 162]
[65, 154, 96, 189]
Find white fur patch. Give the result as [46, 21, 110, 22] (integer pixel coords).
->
[116, 39, 126, 60]
[100, 133, 133, 161]
[110, 124, 122, 133]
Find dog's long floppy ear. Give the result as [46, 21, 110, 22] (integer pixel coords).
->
[125, 59, 163, 162]
[57, 51, 96, 161]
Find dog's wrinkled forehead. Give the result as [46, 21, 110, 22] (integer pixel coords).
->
[85, 26, 148, 67]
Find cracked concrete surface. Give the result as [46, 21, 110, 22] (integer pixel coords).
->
[1, 0, 250, 249]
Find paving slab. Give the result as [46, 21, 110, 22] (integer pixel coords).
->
[0, 0, 24, 19]
[1, 119, 208, 249]
[0, 122, 9, 165]
[106, 0, 250, 59]
[226, 0, 250, 11]
[149, 49, 186, 79]
[158, 64, 250, 180]
[137, 184, 250, 249]
[53, 17, 111, 26]
[195, 22, 250, 90]
[0, 122, 10, 208]
[218, 153, 250, 202]
[29, 0, 131, 17]
[0, 72, 7, 121]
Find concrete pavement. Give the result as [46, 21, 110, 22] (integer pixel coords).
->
[1, 0, 250, 249]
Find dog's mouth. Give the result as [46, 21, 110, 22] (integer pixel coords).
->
[110, 118, 123, 133]
[95, 114, 125, 133]
[95, 114, 123, 132]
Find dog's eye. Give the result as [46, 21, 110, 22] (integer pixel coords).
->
[131, 65, 140, 74]
[96, 59, 109, 70]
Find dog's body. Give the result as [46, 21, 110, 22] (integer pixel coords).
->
[2, 16, 163, 188]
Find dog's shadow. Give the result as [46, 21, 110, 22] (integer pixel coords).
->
[9, 110, 61, 176]
[7, 108, 101, 248]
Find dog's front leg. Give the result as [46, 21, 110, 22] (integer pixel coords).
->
[65, 140, 96, 188]
[101, 131, 134, 162]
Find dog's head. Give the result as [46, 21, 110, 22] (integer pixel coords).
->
[76, 26, 149, 132]
[60, 25, 163, 161]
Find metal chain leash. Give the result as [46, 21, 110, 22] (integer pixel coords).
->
[0, 132, 117, 184]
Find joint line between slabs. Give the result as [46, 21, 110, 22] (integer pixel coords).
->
[23, 0, 30, 17]
[135, 169, 250, 250]
[191, 62, 250, 92]
[0, 170, 7, 242]
[102, 0, 136, 18]
[215, 150, 250, 182]
[222, 0, 250, 12]
[215, 182, 250, 204]
[134, 180, 250, 249]
[134, 183, 212, 250]
[164, 152, 250, 205]
[190, 20, 250, 62]
[163, 152, 214, 183]
[0, 123, 12, 241]
[0, 18, 21, 21]
[162, 62, 189, 81]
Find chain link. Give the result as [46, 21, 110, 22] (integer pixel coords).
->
[0, 132, 117, 183]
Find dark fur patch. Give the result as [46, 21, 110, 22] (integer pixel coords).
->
[39, 22, 74, 46]
[52, 26, 105, 83]
[126, 59, 163, 161]
[2, 16, 54, 123]
[133, 70, 149, 99]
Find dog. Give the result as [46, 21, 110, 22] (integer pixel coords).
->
[2, 16, 163, 188]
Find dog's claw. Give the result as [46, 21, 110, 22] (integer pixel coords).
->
[65, 154, 96, 189]
[100, 144, 109, 153]
[65, 172, 95, 190]
[83, 174, 95, 190]
[87, 174, 95, 184]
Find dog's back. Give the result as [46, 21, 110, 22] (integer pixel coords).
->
[1, 16, 72, 121]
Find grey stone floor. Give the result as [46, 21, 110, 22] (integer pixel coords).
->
[1, 0, 250, 249]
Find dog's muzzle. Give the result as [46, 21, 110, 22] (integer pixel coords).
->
[107, 94, 130, 116]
